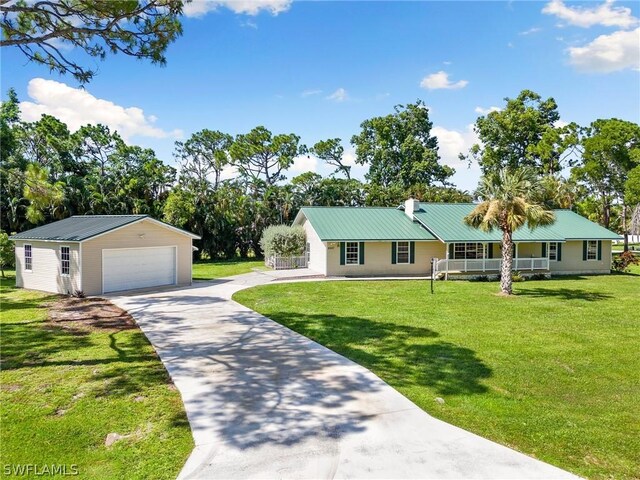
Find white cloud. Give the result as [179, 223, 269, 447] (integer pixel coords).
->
[568, 27, 640, 72]
[301, 89, 322, 97]
[474, 106, 501, 115]
[507, 42, 515, 48]
[542, 0, 638, 29]
[433, 124, 478, 168]
[342, 147, 357, 166]
[220, 165, 239, 181]
[183, 0, 292, 17]
[519, 27, 542, 35]
[291, 154, 318, 173]
[240, 19, 258, 29]
[19, 78, 182, 141]
[433, 124, 481, 191]
[326, 88, 348, 102]
[420, 71, 468, 90]
[554, 119, 570, 128]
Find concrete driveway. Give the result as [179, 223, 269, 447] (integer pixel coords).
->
[110, 271, 578, 479]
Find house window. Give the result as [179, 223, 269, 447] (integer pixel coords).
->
[587, 240, 597, 260]
[453, 243, 485, 259]
[61, 246, 70, 275]
[549, 242, 558, 261]
[397, 241, 410, 264]
[306, 242, 310, 262]
[346, 242, 359, 265]
[24, 244, 32, 271]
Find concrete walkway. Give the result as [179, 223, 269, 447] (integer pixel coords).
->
[110, 270, 578, 480]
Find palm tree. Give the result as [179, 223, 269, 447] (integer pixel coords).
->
[464, 167, 556, 295]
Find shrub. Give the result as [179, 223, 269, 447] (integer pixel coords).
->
[512, 271, 525, 282]
[260, 225, 306, 258]
[530, 273, 549, 281]
[469, 275, 490, 282]
[612, 251, 640, 272]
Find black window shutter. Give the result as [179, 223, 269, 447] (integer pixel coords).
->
[391, 242, 397, 264]
[557, 243, 562, 261]
[542, 243, 547, 257]
[582, 241, 587, 261]
[597, 240, 602, 261]
[409, 242, 415, 264]
[340, 242, 345, 265]
[359, 242, 365, 265]
[487, 243, 493, 259]
[448, 244, 454, 258]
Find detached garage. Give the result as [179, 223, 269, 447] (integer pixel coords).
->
[10, 215, 200, 295]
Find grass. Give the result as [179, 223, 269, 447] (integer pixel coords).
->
[234, 267, 640, 479]
[192, 258, 265, 280]
[0, 273, 193, 479]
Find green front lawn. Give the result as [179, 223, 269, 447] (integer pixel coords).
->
[0, 274, 193, 479]
[234, 269, 640, 479]
[192, 258, 265, 280]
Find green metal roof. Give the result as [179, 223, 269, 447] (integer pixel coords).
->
[296, 207, 437, 241]
[10, 215, 148, 242]
[9, 215, 201, 242]
[413, 203, 621, 243]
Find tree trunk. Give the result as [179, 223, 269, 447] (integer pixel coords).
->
[603, 200, 611, 229]
[500, 228, 514, 295]
[623, 204, 629, 252]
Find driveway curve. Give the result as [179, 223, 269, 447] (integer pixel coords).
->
[110, 271, 577, 480]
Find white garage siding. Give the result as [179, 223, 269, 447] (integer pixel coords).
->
[301, 219, 327, 275]
[14, 240, 81, 295]
[81, 219, 193, 296]
[102, 246, 177, 293]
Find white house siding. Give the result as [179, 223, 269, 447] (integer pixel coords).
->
[14, 240, 81, 294]
[548, 240, 612, 274]
[81, 219, 193, 295]
[301, 219, 327, 275]
[326, 241, 445, 276]
[516, 242, 545, 258]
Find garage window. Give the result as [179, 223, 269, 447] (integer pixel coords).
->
[60, 246, 70, 276]
[346, 242, 359, 265]
[24, 244, 32, 271]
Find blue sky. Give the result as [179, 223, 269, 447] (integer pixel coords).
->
[2, 0, 639, 191]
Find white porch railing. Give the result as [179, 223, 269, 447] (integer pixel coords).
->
[434, 257, 549, 275]
[266, 255, 308, 270]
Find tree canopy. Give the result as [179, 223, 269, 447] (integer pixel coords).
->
[571, 118, 640, 228]
[466, 90, 579, 175]
[351, 99, 454, 189]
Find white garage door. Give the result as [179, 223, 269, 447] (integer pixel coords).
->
[103, 247, 176, 293]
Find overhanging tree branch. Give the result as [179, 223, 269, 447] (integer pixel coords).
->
[1, 0, 185, 83]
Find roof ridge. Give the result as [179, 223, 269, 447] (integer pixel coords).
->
[70, 214, 148, 217]
[301, 206, 399, 210]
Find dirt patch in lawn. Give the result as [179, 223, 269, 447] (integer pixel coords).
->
[47, 297, 137, 333]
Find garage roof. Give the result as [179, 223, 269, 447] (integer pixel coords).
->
[294, 207, 437, 241]
[9, 215, 201, 242]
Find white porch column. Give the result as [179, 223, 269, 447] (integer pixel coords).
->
[445, 243, 449, 280]
[483, 243, 487, 272]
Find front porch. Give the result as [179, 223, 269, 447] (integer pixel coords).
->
[434, 257, 550, 276]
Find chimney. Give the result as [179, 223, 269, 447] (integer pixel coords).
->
[404, 198, 420, 218]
